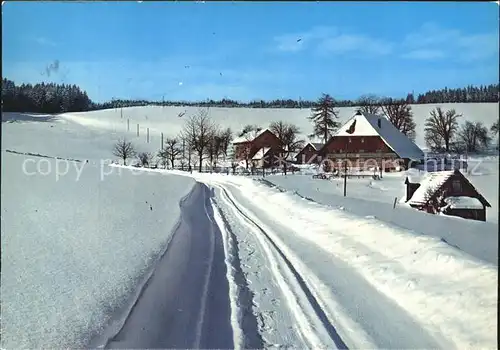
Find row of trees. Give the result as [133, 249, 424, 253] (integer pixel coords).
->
[3, 78, 499, 114]
[113, 99, 498, 171]
[112, 108, 306, 174]
[306, 93, 499, 153]
[304, 93, 419, 144]
[2, 79, 92, 113]
[411, 84, 499, 104]
[113, 108, 234, 171]
[424, 108, 499, 153]
[94, 83, 500, 110]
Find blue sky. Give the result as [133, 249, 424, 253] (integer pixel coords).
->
[3, 1, 499, 102]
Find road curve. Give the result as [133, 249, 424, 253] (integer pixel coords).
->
[103, 183, 234, 349]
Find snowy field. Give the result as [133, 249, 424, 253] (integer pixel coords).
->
[61, 102, 499, 150]
[1, 115, 196, 348]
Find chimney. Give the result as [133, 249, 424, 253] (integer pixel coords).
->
[377, 118, 382, 128]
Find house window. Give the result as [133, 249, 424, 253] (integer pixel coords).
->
[452, 180, 462, 192]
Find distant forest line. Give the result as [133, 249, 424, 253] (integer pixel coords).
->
[2, 78, 499, 114]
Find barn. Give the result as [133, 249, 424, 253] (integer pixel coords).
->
[317, 111, 424, 172]
[405, 169, 491, 221]
[232, 128, 283, 168]
[295, 142, 324, 164]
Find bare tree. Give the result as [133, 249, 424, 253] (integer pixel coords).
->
[424, 107, 461, 152]
[356, 94, 381, 115]
[157, 149, 169, 169]
[178, 131, 192, 170]
[219, 127, 233, 161]
[308, 93, 341, 144]
[137, 152, 154, 167]
[269, 121, 304, 175]
[380, 98, 416, 140]
[491, 120, 499, 136]
[457, 121, 491, 152]
[159, 137, 182, 168]
[182, 108, 215, 172]
[205, 126, 225, 170]
[236, 125, 260, 170]
[492, 120, 499, 150]
[113, 139, 136, 165]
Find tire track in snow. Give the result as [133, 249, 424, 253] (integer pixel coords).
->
[209, 194, 264, 349]
[213, 183, 349, 349]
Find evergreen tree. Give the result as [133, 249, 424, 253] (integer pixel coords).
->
[308, 93, 341, 144]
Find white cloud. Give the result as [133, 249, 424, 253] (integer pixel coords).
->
[273, 26, 393, 56]
[273, 26, 338, 52]
[401, 22, 499, 62]
[34, 37, 57, 47]
[401, 49, 446, 60]
[320, 34, 393, 56]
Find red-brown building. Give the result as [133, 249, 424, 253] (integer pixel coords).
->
[295, 142, 324, 164]
[405, 169, 491, 221]
[232, 128, 283, 167]
[317, 111, 424, 171]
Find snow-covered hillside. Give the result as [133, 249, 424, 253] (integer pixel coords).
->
[1, 115, 196, 348]
[61, 103, 499, 149]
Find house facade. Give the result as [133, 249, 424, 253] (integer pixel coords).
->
[232, 129, 283, 167]
[405, 169, 491, 221]
[295, 142, 324, 164]
[317, 111, 424, 172]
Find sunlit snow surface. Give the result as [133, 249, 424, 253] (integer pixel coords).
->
[1, 106, 498, 348]
[170, 170, 498, 349]
[1, 115, 195, 348]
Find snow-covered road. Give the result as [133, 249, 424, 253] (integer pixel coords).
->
[175, 171, 496, 349]
[95, 183, 234, 349]
[209, 180, 453, 349]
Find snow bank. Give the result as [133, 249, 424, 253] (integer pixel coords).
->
[1, 153, 195, 348]
[209, 176, 497, 349]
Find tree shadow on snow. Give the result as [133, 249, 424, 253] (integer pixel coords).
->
[2, 113, 59, 124]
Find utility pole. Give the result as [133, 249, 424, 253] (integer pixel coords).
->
[120, 107, 123, 119]
[137, 124, 139, 137]
[161, 132, 164, 151]
[127, 118, 130, 132]
[147, 128, 149, 143]
[343, 144, 348, 197]
[182, 138, 186, 171]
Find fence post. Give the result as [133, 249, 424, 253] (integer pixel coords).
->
[127, 118, 130, 132]
[147, 128, 150, 143]
[393, 197, 398, 209]
[137, 124, 139, 137]
[161, 132, 164, 150]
